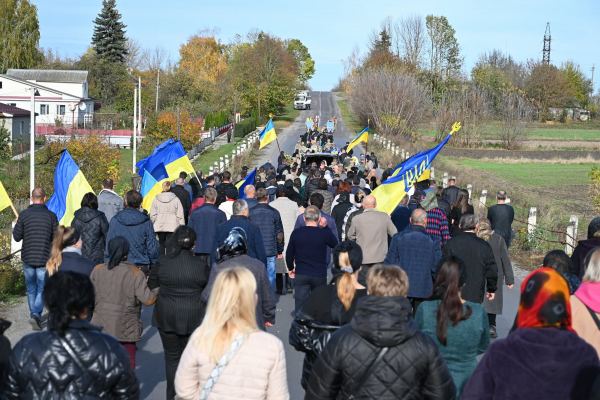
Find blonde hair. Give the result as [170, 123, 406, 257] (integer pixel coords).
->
[476, 217, 493, 241]
[337, 251, 356, 311]
[162, 181, 172, 192]
[367, 264, 409, 297]
[46, 226, 76, 276]
[192, 267, 258, 363]
[583, 248, 600, 282]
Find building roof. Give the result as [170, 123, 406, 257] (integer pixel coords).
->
[0, 74, 89, 100]
[6, 69, 89, 84]
[0, 102, 37, 117]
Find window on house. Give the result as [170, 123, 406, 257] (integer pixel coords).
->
[9, 103, 16, 107]
[57, 105, 65, 115]
[40, 104, 49, 115]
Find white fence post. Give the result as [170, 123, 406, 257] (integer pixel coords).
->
[224, 155, 229, 168]
[443, 173, 449, 188]
[430, 167, 435, 180]
[219, 157, 224, 171]
[401, 149, 405, 160]
[467, 184, 473, 200]
[209, 166, 214, 175]
[528, 207, 537, 241]
[478, 189, 488, 209]
[565, 215, 579, 255]
[213, 161, 219, 173]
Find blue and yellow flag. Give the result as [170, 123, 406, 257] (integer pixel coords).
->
[140, 163, 169, 211]
[47, 150, 94, 226]
[372, 122, 461, 214]
[236, 168, 257, 199]
[346, 125, 369, 153]
[259, 119, 277, 149]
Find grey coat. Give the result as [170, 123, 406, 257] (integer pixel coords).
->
[270, 197, 302, 274]
[97, 189, 124, 222]
[482, 233, 515, 315]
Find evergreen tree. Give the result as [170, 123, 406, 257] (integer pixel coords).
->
[91, 0, 128, 64]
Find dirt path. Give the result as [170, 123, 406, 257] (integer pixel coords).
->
[438, 147, 600, 160]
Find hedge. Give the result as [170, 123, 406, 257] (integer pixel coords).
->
[234, 118, 257, 138]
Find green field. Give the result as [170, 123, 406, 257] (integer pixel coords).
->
[337, 99, 370, 134]
[273, 102, 300, 130]
[421, 125, 600, 141]
[457, 160, 595, 187]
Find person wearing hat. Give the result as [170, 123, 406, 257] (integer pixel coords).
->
[202, 227, 275, 329]
[421, 191, 451, 247]
[218, 188, 239, 220]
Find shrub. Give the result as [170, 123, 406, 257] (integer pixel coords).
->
[145, 110, 202, 149]
[234, 117, 257, 138]
[590, 166, 600, 212]
[559, 108, 569, 123]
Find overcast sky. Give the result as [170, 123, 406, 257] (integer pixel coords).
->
[36, 0, 599, 92]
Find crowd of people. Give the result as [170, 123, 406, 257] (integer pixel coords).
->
[1, 149, 600, 400]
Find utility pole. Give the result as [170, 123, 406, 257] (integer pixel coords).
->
[258, 85, 261, 122]
[542, 22, 551, 65]
[177, 107, 180, 141]
[133, 88, 137, 174]
[155, 71, 160, 113]
[592, 65, 595, 93]
[29, 87, 35, 199]
[138, 77, 142, 137]
[233, 88, 238, 136]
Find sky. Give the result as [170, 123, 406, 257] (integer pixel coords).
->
[35, 0, 600, 92]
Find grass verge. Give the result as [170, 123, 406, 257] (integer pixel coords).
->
[273, 102, 300, 130]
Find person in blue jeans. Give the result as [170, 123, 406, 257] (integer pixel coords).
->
[12, 188, 59, 331]
[287, 206, 339, 313]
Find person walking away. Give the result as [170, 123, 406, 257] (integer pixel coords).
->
[543, 249, 581, 294]
[331, 181, 354, 209]
[443, 215, 497, 305]
[172, 178, 192, 225]
[270, 186, 302, 295]
[189, 170, 205, 199]
[190, 175, 216, 214]
[105, 190, 159, 274]
[571, 217, 600, 279]
[150, 181, 184, 255]
[449, 189, 474, 237]
[290, 241, 367, 389]
[341, 190, 366, 241]
[390, 194, 412, 233]
[249, 188, 284, 288]
[92, 236, 159, 368]
[97, 178, 124, 223]
[444, 178, 460, 205]
[348, 195, 397, 286]
[435, 186, 451, 217]
[331, 190, 353, 240]
[148, 226, 211, 400]
[422, 192, 451, 247]
[13, 187, 58, 331]
[179, 171, 193, 199]
[211, 199, 267, 267]
[287, 206, 339, 313]
[188, 187, 226, 265]
[202, 228, 275, 329]
[71, 192, 109, 265]
[461, 268, 600, 400]
[0, 271, 140, 399]
[486, 190, 514, 248]
[244, 185, 259, 209]
[218, 188, 238, 220]
[314, 178, 334, 214]
[266, 179, 278, 202]
[294, 193, 338, 264]
[476, 218, 514, 338]
[215, 171, 236, 207]
[571, 247, 600, 357]
[303, 170, 321, 206]
[45, 226, 96, 280]
[0, 317, 10, 378]
[175, 267, 288, 400]
[384, 209, 442, 313]
[415, 257, 490, 397]
[305, 264, 456, 400]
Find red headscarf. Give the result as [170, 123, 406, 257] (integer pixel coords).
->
[517, 267, 574, 332]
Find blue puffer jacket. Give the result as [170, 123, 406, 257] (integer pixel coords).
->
[249, 203, 284, 257]
[383, 225, 442, 298]
[105, 207, 160, 267]
[188, 203, 227, 254]
[211, 216, 267, 266]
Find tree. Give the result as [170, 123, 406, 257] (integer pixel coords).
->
[425, 15, 462, 93]
[145, 110, 202, 149]
[179, 30, 227, 85]
[499, 88, 535, 149]
[0, 0, 41, 73]
[286, 39, 315, 84]
[92, 0, 128, 64]
[395, 15, 427, 68]
[76, 48, 129, 105]
[369, 28, 392, 56]
[561, 61, 593, 108]
[124, 38, 144, 70]
[525, 61, 575, 119]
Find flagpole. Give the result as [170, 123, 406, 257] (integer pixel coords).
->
[10, 204, 18, 219]
[275, 137, 282, 155]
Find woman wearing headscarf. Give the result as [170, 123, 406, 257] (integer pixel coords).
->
[571, 247, 600, 357]
[461, 268, 600, 400]
[289, 241, 367, 389]
[91, 236, 159, 368]
[148, 226, 210, 400]
[476, 218, 514, 339]
[422, 192, 451, 247]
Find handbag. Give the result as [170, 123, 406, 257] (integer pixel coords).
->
[199, 334, 248, 400]
[53, 331, 107, 398]
[347, 347, 389, 400]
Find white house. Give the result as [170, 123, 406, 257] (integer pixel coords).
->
[0, 103, 35, 143]
[0, 69, 94, 127]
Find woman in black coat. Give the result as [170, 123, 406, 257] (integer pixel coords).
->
[148, 226, 210, 400]
[71, 192, 109, 264]
[449, 189, 474, 237]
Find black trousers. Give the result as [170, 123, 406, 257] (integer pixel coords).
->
[488, 313, 497, 326]
[157, 232, 173, 255]
[276, 273, 291, 291]
[158, 329, 191, 400]
[294, 274, 327, 313]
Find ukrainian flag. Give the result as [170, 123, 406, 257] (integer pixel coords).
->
[236, 168, 257, 199]
[47, 150, 94, 226]
[372, 122, 461, 214]
[140, 163, 169, 211]
[346, 125, 369, 153]
[259, 119, 277, 149]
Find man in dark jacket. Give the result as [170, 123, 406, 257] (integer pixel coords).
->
[390, 194, 412, 233]
[0, 318, 10, 377]
[303, 170, 321, 207]
[331, 190, 353, 240]
[202, 228, 275, 328]
[249, 188, 284, 288]
[105, 190, 159, 274]
[97, 178, 124, 222]
[443, 214, 498, 304]
[294, 193, 338, 264]
[215, 171, 236, 207]
[13, 187, 59, 330]
[188, 170, 205, 199]
[171, 178, 192, 224]
[384, 209, 442, 312]
[444, 179, 460, 204]
[487, 190, 514, 248]
[188, 187, 227, 265]
[211, 199, 267, 267]
[306, 264, 456, 400]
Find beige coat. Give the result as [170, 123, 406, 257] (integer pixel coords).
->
[175, 330, 289, 400]
[150, 192, 184, 233]
[270, 197, 302, 272]
[571, 295, 600, 357]
[348, 208, 397, 264]
[90, 262, 159, 342]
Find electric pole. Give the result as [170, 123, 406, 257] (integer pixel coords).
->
[233, 88, 238, 138]
[591, 65, 595, 94]
[138, 77, 142, 137]
[258, 85, 261, 123]
[155, 71, 160, 113]
[542, 22, 551, 65]
[133, 88, 137, 174]
[177, 107, 180, 141]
